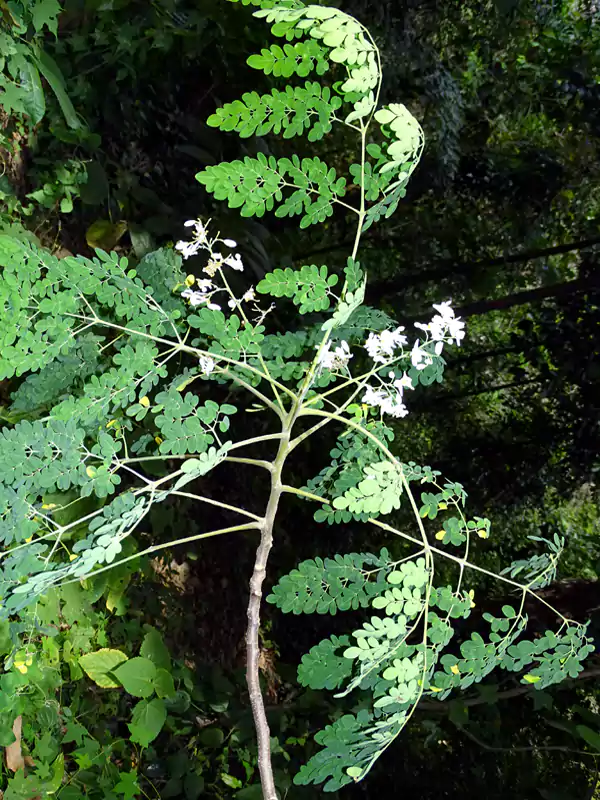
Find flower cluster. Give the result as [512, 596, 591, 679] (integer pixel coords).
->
[175, 218, 244, 270]
[359, 301, 465, 418]
[362, 372, 414, 418]
[364, 327, 407, 363]
[181, 279, 221, 311]
[316, 340, 353, 374]
[176, 218, 247, 312]
[415, 301, 465, 349]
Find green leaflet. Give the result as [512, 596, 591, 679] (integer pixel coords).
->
[294, 710, 403, 791]
[196, 153, 347, 227]
[228, 0, 304, 9]
[332, 305, 396, 343]
[0, 238, 172, 382]
[207, 83, 341, 142]
[0, 418, 120, 498]
[52, 340, 165, 431]
[152, 390, 236, 456]
[306, 422, 397, 524]
[374, 104, 425, 182]
[9, 333, 104, 414]
[260, 330, 312, 359]
[188, 307, 265, 361]
[134, 247, 185, 314]
[332, 461, 402, 516]
[254, 5, 378, 112]
[0, 485, 39, 546]
[267, 549, 394, 614]
[257, 263, 338, 313]
[500, 533, 564, 588]
[297, 635, 353, 690]
[321, 279, 365, 332]
[172, 445, 231, 491]
[247, 39, 329, 78]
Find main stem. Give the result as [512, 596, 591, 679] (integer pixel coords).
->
[246, 430, 291, 800]
[246, 118, 369, 800]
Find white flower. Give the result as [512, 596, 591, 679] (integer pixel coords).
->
[184, 218, 209, 244]
[199, 356, 215, 375]
[411, 340, 432, 370]
[432, 300, 454, 320]
[181, 288, 206, 307]
[196, 279, 213, 292]
[446, 316, 465, 346]
[222, 238, 237, 248]
[415, 319, 445, 341]
[417, 301, 466, 347]
[362, 384, 409, 418]
[227, 286, 256, 310]
[363, 384, 386, 407]
[381, 394, 409, 418]
[224, 253, 244, 271]
[175, 240, 201, 260]
[364, 327, 407, 363]
[317, 340, 353, 373]
[392, 372, 414, 395]
[181, 284, 220, 311]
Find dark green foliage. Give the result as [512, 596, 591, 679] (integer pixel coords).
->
[9, 334, 104, 414]
[134, 248, 186, 314]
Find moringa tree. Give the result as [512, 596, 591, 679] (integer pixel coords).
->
[0, 1, 593, 797]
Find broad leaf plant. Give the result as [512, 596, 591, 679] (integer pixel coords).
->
[0, 0, 593, 797]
